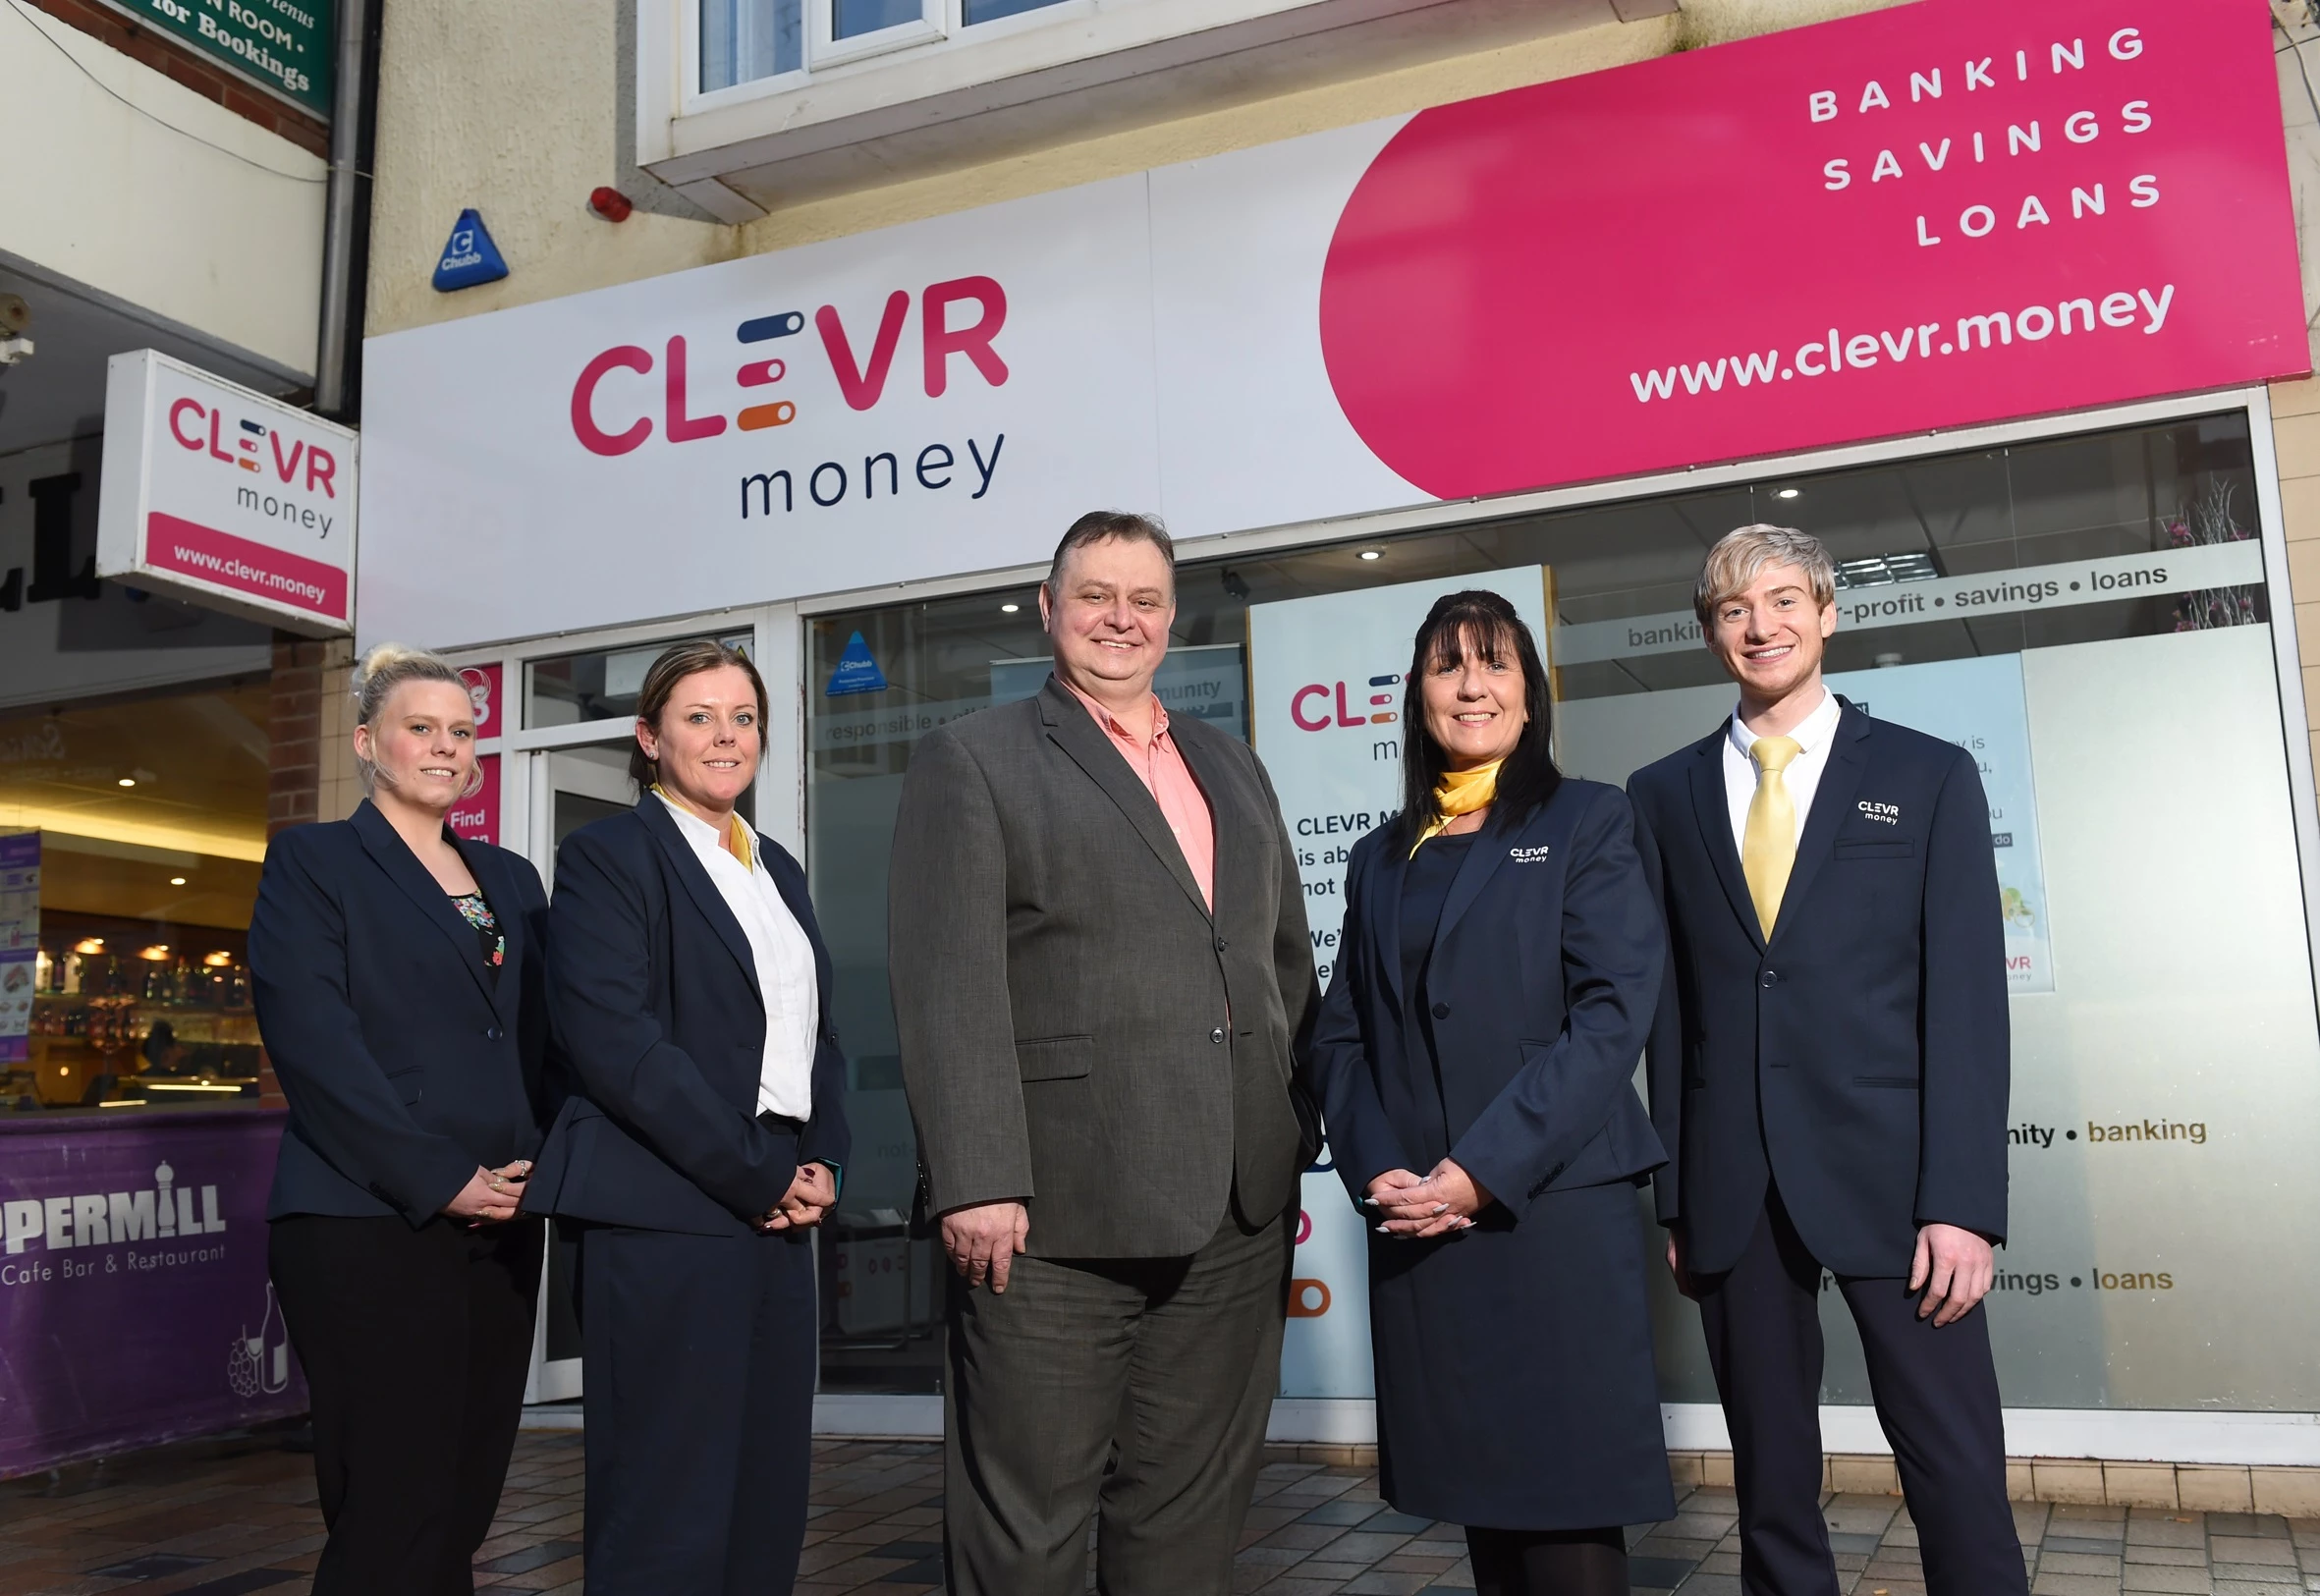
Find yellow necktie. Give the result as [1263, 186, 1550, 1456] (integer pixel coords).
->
[1741, 736, 1802, 936]
[1409, 760, 1503, 856]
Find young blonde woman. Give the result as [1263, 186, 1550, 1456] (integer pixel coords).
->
[250, 643, 553, 1596]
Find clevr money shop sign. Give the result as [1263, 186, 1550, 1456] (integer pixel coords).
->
[360, 0, 2306, 650]
[97, 351, 358, 636]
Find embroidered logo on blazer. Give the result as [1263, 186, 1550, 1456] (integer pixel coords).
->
[1856, 800, 1902, 825]
[1508, 845, 1553, 861]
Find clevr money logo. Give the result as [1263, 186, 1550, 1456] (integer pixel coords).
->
[1291, 674, 1402, 733]
[167, 391, 342, 540]
[569, 276, 1009, 458]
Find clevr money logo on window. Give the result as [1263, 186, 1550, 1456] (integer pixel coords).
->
[568, 277, 1012, 523]
[1290, 674, 1402, 736]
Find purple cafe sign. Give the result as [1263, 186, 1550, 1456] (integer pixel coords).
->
[0, 1108, 304, 1475]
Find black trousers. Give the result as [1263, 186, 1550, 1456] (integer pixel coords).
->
[943, 1206, 1292, 1596]
[1464, 1525, 1628, 1596]
[573, 1222, 818, 1595]
[1694, 1189, 2026, 1596]
[268, 1213, 544, 1596]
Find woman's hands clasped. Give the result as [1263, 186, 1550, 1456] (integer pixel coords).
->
[1365, 1158, 1493, 1238]
[755, 1163, 837, 1234]
[442, 1161, 532, 1227]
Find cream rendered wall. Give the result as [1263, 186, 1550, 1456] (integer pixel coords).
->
[364, 0, 1907, 337]
[0, 3, 325, 376]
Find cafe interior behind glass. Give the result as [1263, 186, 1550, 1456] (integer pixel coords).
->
[1, 675, 273, 1115]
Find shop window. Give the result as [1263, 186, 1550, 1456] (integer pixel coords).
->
[801, 411, 2311, 1407]
[0, 680, 272, 1116]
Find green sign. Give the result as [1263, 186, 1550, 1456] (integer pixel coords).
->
[120, 0, 334, 118]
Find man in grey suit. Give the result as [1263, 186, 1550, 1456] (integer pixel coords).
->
[890, 511, 1320, 1596]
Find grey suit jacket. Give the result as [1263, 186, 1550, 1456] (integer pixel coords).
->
[889, 676, 1322, 1259]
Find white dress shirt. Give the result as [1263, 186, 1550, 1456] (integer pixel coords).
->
[1721, 687, 1844, 856]
[656, 793, 818, 1121]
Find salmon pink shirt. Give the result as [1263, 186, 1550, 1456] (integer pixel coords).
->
[1060, 676, 1216, 910]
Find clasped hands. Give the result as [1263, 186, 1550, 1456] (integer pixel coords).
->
[1365, 1159, 1492, 1238]
[442, 1161, 532, 1227]
[754, 1163, 838, 1234]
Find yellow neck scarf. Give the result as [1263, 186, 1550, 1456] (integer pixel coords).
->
[652, 784, 753, 868]
[1410, 759, 1502, 855]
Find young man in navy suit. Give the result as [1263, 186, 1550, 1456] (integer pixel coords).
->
[1628, 525, 2025, 1596]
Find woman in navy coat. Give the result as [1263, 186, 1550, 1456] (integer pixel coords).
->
[1309, 590, 1672, 1596]
[250, 644, 550, 1596]
[526, 638, 849, 1594]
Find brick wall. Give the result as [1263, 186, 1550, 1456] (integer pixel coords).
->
[266, 634, 357, 836]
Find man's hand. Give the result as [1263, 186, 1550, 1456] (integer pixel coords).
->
[443, 1163, 527, 1226]
[756, 1164, 837, 1234]
[1910, 1222, 1996, 1326]
[941, 1200, 1029, 1293]
[1665, 1228, 1698, 1299]
[1366, 1160, 1488, 1238]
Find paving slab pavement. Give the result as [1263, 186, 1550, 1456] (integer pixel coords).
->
[2, 1430, 2314, 1594]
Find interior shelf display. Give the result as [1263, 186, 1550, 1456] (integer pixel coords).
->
[13, 938, 262, 1112]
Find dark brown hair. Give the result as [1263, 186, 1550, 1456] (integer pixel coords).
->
[1044, 511, 1174, 596]
[1397, 590, 1560, 848]
[630, 638, 770, 791]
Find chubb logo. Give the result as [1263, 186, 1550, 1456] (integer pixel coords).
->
[4, 1159, 226, 1255]
[569, 276, 1009, 458]
[1292, 674, 1402, 733]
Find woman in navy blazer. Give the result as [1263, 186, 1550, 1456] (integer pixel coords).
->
[527, 638, 849, 1594]
[1309, 591, 1672, 1596]
[250, 644, 551, 1596]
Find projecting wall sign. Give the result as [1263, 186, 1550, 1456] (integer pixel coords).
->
[96, 351, 359, 636]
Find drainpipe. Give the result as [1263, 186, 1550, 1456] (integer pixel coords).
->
[314, 0, 377, 420]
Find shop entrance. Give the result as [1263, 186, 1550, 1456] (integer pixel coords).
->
[519, 743, 634, 1403]
[790, 393, 2320, 1452]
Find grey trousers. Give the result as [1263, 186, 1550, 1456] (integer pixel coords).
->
[942, 1204, 1293, 1596]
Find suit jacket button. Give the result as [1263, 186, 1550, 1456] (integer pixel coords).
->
[485, 1025, 504, 1041]
[1214, 937, 1228, 953]
[1431, 1001, 1451, 1018]
[1210, 1027, 1226, 1044]
[1760, 971, 1778, 988]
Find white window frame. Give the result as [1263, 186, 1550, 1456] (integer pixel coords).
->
[673, 0, 1110, 113]
[808, 0, 948, 72]
[682, 0, 808, 108]
[648, 0, 1358, 153]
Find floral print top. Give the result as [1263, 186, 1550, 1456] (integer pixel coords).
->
[450, 892, 504, 981]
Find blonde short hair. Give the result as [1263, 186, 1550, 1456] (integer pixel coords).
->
[1694, 524, 1838, 626]
[351, 642, 465, 792]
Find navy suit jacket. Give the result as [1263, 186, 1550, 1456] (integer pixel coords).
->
[250, 801, 552, 1227]
[1627, 698, 2011, 1278]
[1311, 779, 1667, 1215]
[528, 798, 850, 1237]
